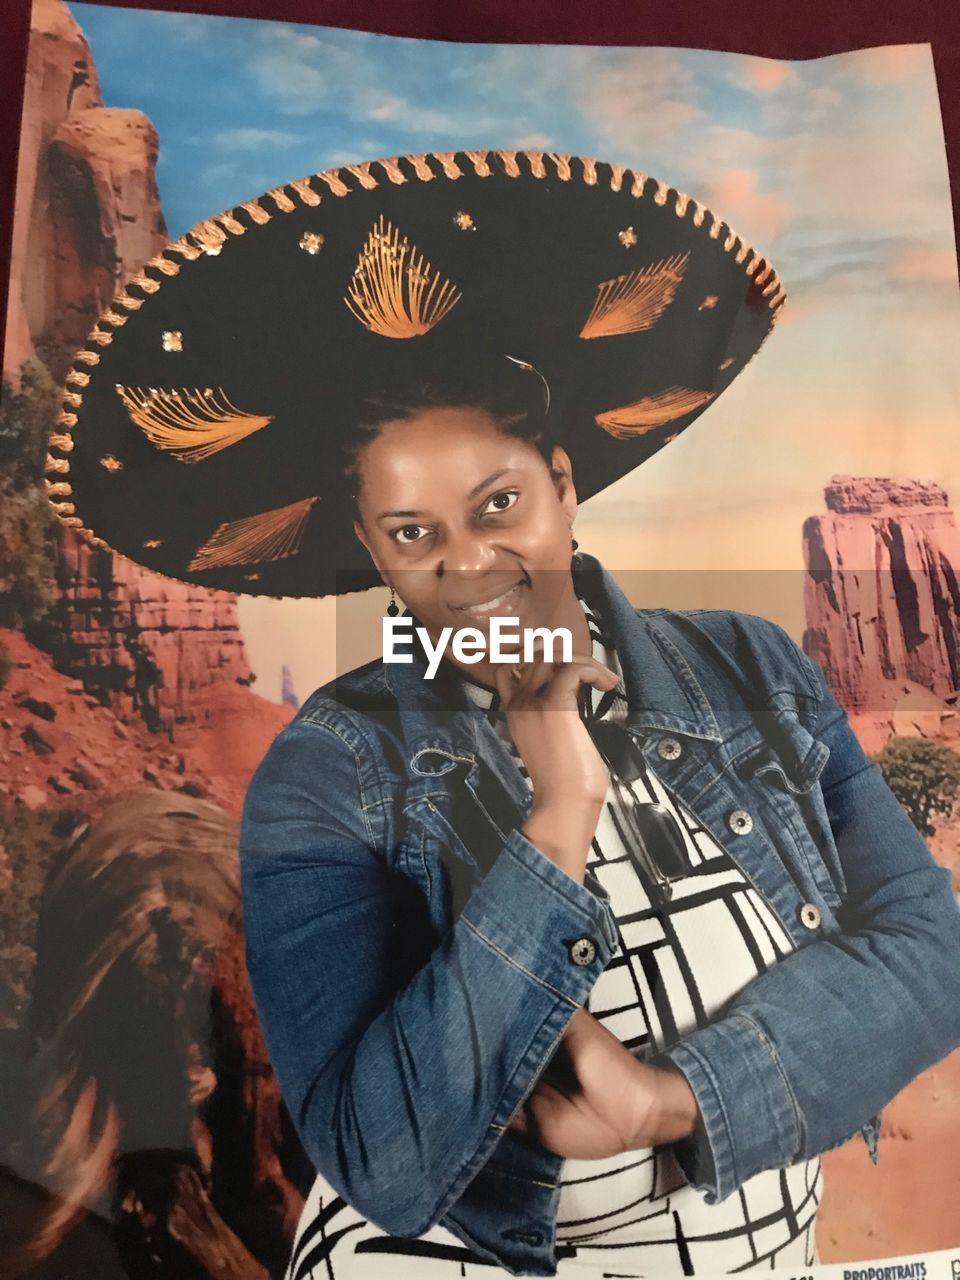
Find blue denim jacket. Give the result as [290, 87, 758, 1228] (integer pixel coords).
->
[239, 556, 960, 1277]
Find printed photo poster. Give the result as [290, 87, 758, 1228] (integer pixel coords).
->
[1, 1, 959, 1277]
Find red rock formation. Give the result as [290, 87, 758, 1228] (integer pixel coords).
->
[1, 1, 279, 742]
[51, 528, 259, 740]
[3, 0, 166, 377]
[803, 475, 960, 713]
[0, 623, 293, 816]
[804, 479, 960, 1264]
[46, 109, 166, 354]
[4, 0, 101, 374]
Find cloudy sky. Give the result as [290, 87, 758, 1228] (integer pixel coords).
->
[69, 6, 960, 700]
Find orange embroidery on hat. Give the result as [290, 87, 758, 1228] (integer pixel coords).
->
[187, 495, 319, 570]
[404, 155, 435, 182]
[116, 387, 273, 463]
[595, 386, 716, 438]
[266, 185, 296, 213]
[579, 253, 689, 339]
[168, 235, 203, 261]
[345, 215, 460, 339]
[190, 220, 227, 256]
[240, 199, 271, 226]
[495, 150, 521, 177]
[128, 271, 161, 295]
[464, 150, 493, 177]
[113, 290, 146, 312]
[289, 177, 322, 207]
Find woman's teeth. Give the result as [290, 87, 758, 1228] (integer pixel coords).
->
[458, 581, 524, 614]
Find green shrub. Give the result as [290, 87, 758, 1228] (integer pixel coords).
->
[0, 804, 84, 1030]
[0, 360, 61, 631]
[873, 734, 960, 837]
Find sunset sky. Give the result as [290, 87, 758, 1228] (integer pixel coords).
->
[67, 7, 960, 700]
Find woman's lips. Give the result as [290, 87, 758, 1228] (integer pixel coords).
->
[451, 578, 527, 619]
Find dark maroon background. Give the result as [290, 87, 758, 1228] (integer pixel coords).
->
[2, 0, 959, 366]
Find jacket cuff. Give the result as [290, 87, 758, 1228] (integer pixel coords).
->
[583, 864, 614, 910]
[656, 1011, 803, 1202]
[460, 827, 619, 1007]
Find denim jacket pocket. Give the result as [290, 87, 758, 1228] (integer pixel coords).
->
[746, 711, 830, 796]
[734, 712, 845, 906]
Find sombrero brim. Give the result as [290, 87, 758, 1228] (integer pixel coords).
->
[47, 149, 786, 599]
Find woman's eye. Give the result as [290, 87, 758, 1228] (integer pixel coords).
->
[482, 490, 519, 515]
[392, 525, 429, 544]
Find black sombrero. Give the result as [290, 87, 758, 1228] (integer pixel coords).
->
[46, 148, 786, 598]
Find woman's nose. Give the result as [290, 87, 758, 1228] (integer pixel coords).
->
[437, 528, 497, 576]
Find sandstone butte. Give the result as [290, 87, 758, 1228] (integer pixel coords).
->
[2, 0, 292, 797]
[801, 476, 960, 1264]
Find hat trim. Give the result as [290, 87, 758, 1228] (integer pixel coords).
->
[47, 148, 787, 598]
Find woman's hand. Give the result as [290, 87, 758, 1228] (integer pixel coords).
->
[494, 646, 618, 882]
[507, 1008, 699, 1159]
[493, 646, 617, 808]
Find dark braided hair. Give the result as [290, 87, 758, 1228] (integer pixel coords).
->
[342, 352, 561, 510]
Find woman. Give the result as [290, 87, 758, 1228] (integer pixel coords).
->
[47, 149, 960, 1279]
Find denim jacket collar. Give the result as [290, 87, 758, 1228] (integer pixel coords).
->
[382, 553, 723, 786]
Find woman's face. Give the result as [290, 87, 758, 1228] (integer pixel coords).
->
[353, 406, 580, 646]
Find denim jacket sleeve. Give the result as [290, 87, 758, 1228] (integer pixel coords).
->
[659, 622, 960, 1203]
[238, 711, 618, 1238]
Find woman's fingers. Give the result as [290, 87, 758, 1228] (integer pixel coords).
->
[497, 645, 618, 708]
[523, 662, 617, 708]
[492, 659, 519, 699]
[543, 659, 614, 705]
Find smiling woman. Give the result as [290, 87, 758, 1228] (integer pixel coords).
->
[47, 149, 960, 1278]
[343, 355, 593, 689]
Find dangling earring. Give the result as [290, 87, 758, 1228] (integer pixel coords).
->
[571, 537, 579, 552]
[386, 587, 399, 618]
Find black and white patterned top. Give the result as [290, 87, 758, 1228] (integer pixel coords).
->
[459, 595, 823, 1274]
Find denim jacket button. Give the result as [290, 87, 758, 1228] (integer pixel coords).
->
[568, 936, 598, 965]
[657, 736, 683, 760]
[798, 901, 822, 929]
[727, 808, 753, 835]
